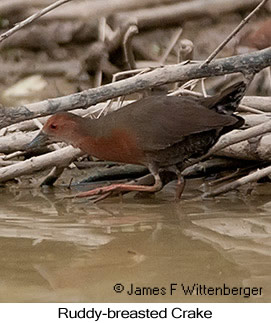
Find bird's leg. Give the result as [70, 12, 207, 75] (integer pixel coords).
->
[167, 166, 186, 199]
[75, 166, 163, 199]
[176, 174, 186, 200]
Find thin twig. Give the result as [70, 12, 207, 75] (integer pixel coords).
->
[238, 103, 265, 114]
[3, 151, 25, 161]
[208, 169, 243, 186]
[201, 0, 268, 66]
[112, 67, 150, 82]
[0, 0, 72, 43]
[94, 17, 106, 87]
[96, 99, 114, 118]
[123, 24, 138, 70]
[40, 166, 66, 186]
[201, 78, 207, 97]
[169, 88, 202, 97]
[159, 28, 183, 65]
[33, 119, 44, 130]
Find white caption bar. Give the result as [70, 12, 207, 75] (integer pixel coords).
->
[0, 303, 269, 323]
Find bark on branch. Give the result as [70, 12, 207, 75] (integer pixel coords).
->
[0, 146, 82, 183]
[1, 47, 271, 130]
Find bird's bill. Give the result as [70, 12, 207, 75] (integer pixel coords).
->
[27, 131, 51, 150]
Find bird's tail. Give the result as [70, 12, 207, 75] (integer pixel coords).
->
[202, 81, 247, 115]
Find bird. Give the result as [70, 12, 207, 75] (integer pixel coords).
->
[28, 81, 246, 200]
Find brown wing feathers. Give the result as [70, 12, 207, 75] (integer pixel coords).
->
[95, 82, 245, 152]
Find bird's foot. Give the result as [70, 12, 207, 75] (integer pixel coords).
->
[58, 190, 113, 202]
[75, 182, 162, 199]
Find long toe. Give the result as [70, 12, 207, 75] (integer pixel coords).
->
[75, 186, 112, 198]
[92, 192, 114, 203]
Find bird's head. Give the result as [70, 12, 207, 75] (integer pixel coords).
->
[27, 112, 82, 149]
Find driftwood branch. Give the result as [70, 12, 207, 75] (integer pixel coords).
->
[243, 114, 271, 127]
[36, 0, 178, 21]
[0, 146, 82, 183]
[208, 120, 271, 158]
[0, 130, 39, 154]
[203, 164, 271, 198]
[113, 0, 263, 29]
[1, 47, 271, 129]
[216, 133, 271, 161]
[242, 96, 271, 112]
[0, 0, 72, 43]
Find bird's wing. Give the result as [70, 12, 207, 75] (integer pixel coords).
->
[111, 95, 239, 151]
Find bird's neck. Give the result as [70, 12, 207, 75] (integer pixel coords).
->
[70, 117, 104, 152]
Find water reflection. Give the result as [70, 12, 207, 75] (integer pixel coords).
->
[0, 180, 270, 302]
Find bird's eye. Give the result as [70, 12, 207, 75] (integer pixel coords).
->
[50, 124, 57, 129]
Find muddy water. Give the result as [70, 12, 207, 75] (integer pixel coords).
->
[0, 179, 271, 303]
